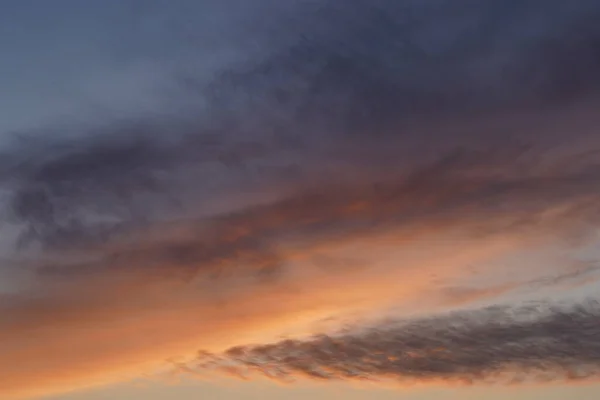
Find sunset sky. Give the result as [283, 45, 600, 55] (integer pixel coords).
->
[3, 1, 600, 399]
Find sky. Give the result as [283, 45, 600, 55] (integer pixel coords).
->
[3, 1, 600, 399]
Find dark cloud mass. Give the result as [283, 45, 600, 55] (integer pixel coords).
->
[2, 0, 600, 254]
[0, 0, 600, 278]
[189, 300, 600, 385]
[3, 0, 600, 236]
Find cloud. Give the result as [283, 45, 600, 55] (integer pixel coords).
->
[1, 189, 590, 399]
[1, 0, 600, 253]
[5, 100, 600, 400]
[1, 177, 597, 399]
[0, 230, 522, 399]
[3, 1, 600, 398]
[198, 0, 600, 126]
[17, 139, 600, 287]
[531, 261, 600, 289]
[187, 299, 600, 385]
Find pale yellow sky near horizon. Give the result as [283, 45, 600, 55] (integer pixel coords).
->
[37, 377, 600, 400]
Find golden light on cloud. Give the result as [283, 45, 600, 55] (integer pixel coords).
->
[4, 1, 600, 398]
[1, 215, 582, 399]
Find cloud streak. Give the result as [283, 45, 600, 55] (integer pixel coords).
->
[19, 139, 600, 287]
[189, 300, 600, 385]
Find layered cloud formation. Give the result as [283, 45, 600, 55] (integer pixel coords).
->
[3, 0, 600, 399]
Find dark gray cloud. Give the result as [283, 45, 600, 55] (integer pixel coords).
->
[200, 0, 600, 127]
[188, 299, 600, 385]
[2, 0, 600, 255]
[26, 145, 600, 285]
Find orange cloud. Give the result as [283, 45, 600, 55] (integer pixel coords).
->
[0, 220, 587, 399]
[4, 142, 600, 399]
